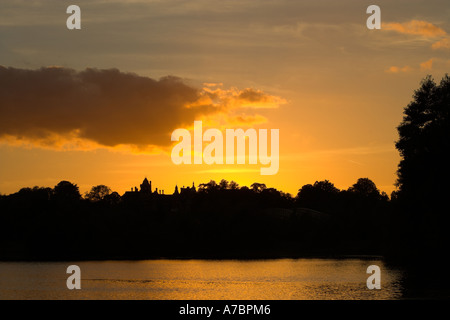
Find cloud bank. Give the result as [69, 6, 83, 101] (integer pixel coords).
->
[0, 66, 285, 152]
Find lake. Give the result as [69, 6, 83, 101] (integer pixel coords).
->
[0, 258, 445, 300]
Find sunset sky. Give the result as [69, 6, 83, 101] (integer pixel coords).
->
[1, 0, 449, 197]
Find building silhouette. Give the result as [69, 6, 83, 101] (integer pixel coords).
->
[122, 178, 192, 200]
[140, 178, 152, 194]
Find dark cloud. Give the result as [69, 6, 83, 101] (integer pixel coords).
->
[0, 66, 285, 151]
[0, 66, 214, 149]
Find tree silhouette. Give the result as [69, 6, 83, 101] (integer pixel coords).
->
[296, 180, 339, 213]
[229, 180, 239, 190]
[250, 182, 267, 193]
[104, 191, 121, 205]
[198, 180, 219, 193]
[394, 74, 450, 259]
[85, 185, 112, 202]
[396, 75, 450, 204]
[348, 178, 380, 198]
[219, 179, 229, 190]
[52, 180, 81, 203]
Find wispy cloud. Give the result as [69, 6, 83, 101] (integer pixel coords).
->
[385, 65, 412, 74]
[382, 19, 450, 52]
[432, 38, 450, 50]
[383, 20, 446, 38]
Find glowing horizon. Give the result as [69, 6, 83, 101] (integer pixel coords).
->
[1, 0, 449, 198]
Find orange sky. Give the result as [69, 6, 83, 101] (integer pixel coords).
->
[1, 0, 449, 197]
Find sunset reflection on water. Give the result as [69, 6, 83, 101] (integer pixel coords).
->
[0, 259, 407, 300]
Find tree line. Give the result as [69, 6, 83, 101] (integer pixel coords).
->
[0, 176, 392, 260]
[0, 74, 449, 263]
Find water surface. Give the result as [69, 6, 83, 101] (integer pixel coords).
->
[0, 258, 427, 300]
